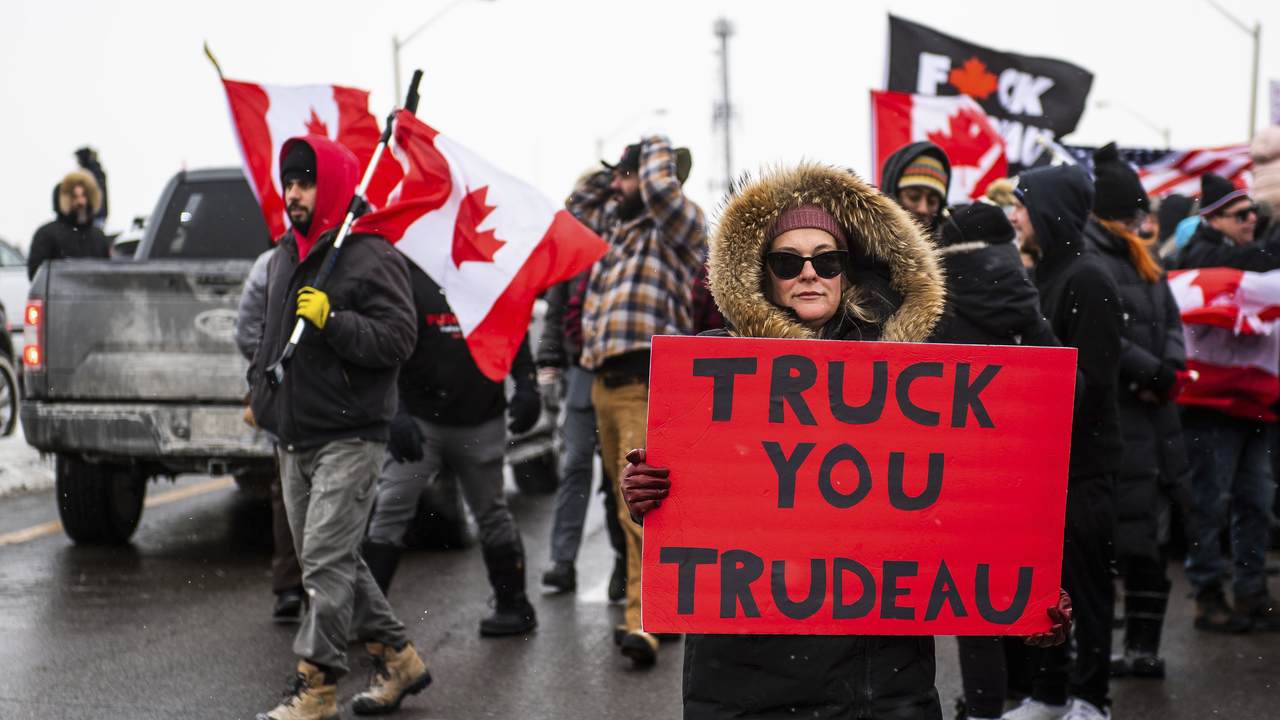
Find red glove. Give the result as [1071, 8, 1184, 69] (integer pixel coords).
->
[621, 448, 670, 521]
[1025, 589, 1072, 647]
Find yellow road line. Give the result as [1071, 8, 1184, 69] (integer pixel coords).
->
[0, 476, 234, 546]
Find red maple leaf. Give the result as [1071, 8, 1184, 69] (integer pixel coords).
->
[305, 107, 329, 136]
[948, 57, 998, 100]
[452, 186, 505, 267]
[926, 106, 996, 167]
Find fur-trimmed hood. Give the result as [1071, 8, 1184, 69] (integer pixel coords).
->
[708, 163, 945, 343]
[56, 169, 102, 221]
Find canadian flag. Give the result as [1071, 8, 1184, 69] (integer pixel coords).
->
[354, 110, 608, 381]
[871, 90, 1007, 203]
[220, 78, 402, 239]
[1168, 268, 1280, 421]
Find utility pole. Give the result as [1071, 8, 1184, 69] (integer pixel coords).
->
[1205, 0, 1261, 138]
[713, 18, 735, 194]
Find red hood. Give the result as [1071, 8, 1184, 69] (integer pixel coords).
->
[280, 134, 360, 260]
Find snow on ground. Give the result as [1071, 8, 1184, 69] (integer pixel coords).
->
[0, 431, 54, 498]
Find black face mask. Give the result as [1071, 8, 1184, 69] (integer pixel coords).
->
[616, 189, 644, 221]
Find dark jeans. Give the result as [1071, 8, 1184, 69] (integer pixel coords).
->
[549, 366, 602, 564]
[1182, 409, 1276, 599]
[1027, 475, 1116, 710]
[957, 636, 1024, 718]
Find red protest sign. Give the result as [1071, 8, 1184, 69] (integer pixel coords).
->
[642, 335, 1077, 636]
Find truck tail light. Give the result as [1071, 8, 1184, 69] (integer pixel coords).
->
[23, 300, 43, 370]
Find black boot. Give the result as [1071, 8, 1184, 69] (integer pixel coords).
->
[479, 540, 538, 636]
[362, 540, 402, 596]
[1123, 583, 1169, 678]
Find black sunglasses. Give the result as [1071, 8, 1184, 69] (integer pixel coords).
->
[1229, 205, 1259, 223]
[765, 250, 848, 280]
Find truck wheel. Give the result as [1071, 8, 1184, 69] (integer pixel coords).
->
[512, 452, 559, 495]
[55, 455, 147, 545]
[0, 355, 17, 437]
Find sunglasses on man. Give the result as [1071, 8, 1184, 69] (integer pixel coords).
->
[1227, 205, 1259, 223]
[765, 250, 849, 279]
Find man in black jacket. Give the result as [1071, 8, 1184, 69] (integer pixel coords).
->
[250, 136, 429, 720]
[28, 169, 109, 280]
[361, 262, 542, 637]
[1173, 174, 1279, 272]
[1009, 165, 1123, 720]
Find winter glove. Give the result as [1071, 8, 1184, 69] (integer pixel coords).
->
[296, 286, 330, 330]
[387, 411, 425, 464]
[1024, 588, 1072, 647]
[621, 448, 670, 522]
[507, 385, 542, 434]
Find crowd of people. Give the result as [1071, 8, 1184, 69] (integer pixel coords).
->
[133, 123, 1277, 720]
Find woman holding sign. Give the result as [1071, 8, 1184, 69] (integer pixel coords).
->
[621, 163, 1071, 720]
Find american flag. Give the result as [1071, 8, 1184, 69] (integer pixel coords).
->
[1059, 143, 1252, 199]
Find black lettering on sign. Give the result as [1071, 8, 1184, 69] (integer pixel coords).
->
[769, 355, 817, 425]
[659, 547, 718, 615]
[720, 550, 764, 618]
[692, 357, 758, 422]
[924, 559, 968, 621]
[763, 440, 816, 509]
[952, 363, 1001, 428]
[771, 559, 827, 620]
[887, 452, 945, 511]
[829, 360, 888, 424]
[894, 362, 943, 426]
[881, 560, 919, 620]
[832, 557, 876, 619]
[818, 444, 873, 509]
[975, 564, 1034, 625]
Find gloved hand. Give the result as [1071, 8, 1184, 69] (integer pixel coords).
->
[507, 386, 541, 434]
[296, 286, 330, 330]
[1024, 588, 1072, 647]
[621, 448, 670, 521]
[387, 411, 425, 464]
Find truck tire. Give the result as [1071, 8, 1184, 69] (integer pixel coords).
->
[0, 355, 17, 437]
[55, 455, 147, 545]
[512, 452, 558, 495]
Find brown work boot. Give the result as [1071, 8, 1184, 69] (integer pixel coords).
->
[1194, 586, 1250, 633]
[256, 660, 338, 720]
[351, 641, 433, 715]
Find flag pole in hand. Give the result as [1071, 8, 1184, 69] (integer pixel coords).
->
[265, 70, 423, 388]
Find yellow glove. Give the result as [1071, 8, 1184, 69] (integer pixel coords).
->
[296, 286, 331, 330]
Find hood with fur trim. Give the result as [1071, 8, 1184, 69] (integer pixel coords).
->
[708, 163, 945, 343]
[56, 169, 102, 222]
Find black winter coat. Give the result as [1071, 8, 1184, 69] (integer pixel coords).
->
[929, 240, 1058, 347]
[1019, 166, 1124, 482]
[399, 264, 535, 426]
[1086, 220, 1191, 558]
[27, 214, 108, 281]
[248, 230, 417, 448]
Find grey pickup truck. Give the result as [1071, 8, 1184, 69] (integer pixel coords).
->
[21, 168, 275, 544]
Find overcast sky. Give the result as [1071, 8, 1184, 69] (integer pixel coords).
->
[2, 0, 1277, 248]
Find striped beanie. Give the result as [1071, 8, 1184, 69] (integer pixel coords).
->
[898, 155, 949, 198]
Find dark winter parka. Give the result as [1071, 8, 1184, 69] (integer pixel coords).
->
[1018, 166, 1124, 482]
[1085, 219, 1190, 558]
[28, 169, 110, 280]
[687, 163, 946, 720]
[248, 136, 417, 449]
[1171, 216, 1280, 272]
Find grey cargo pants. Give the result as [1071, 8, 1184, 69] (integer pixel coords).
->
[279, 439, 409, 675]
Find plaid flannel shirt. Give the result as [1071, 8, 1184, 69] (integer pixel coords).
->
[569, 135, 707, 371]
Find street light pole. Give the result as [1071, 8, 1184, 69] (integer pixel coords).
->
[1205, 0, 1262, 138]
[1094, 100, 1172, 148]
[714, 18, 735, 192]
[392, 0, 493, 102]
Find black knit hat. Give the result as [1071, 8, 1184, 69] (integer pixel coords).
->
[1092, 142, 1150, 220]
[940, 202, 1016, 247]
[280, 140, 316, 185]
[1199, 173, 1249, 216]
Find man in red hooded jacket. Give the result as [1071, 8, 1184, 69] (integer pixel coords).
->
[249, 136, 429, 720]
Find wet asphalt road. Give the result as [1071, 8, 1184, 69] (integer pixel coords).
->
[0, 475, 1277, 719]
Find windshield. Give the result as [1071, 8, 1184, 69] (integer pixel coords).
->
[148, 178, 271, 259]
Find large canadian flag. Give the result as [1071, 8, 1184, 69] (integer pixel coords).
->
[1168, 268, 1280, 421]
[220, 78, 402, 238]
[354, 110, 608, 381]
[871, 90, 1007, 203]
